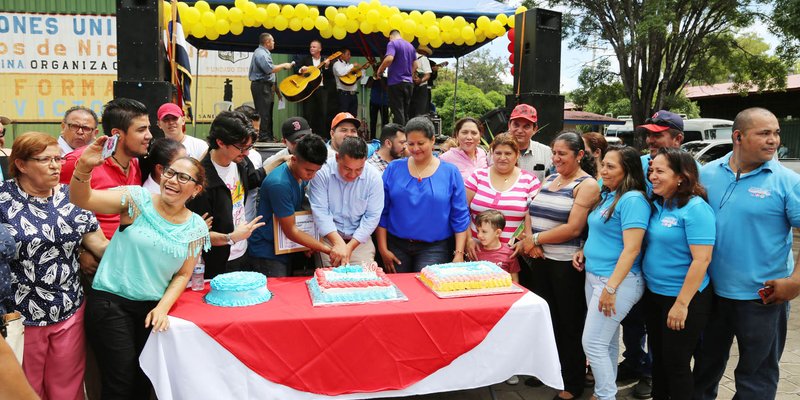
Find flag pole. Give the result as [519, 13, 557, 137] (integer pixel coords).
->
[170, 0, 178, 102]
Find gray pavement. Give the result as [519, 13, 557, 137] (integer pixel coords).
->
[377, 232, 800, 400]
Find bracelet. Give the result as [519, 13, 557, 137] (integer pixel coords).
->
[453, 250, 464, 255]
[533, 232, 541, 246]
[75, 166, 93, 176]
[72, 173, 91, 183]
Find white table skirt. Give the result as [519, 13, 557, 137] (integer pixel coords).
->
[140, 291, 563, 399]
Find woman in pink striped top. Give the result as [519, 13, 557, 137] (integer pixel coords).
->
[464, 133, 541, 260]
[439, 117, 489, 181]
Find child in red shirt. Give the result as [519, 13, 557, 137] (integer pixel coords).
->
[473, 210, 520, 283]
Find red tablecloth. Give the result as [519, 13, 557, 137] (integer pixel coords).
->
[169, 274, 525, 395]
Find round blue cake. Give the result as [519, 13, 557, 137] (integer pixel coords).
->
[204, 271, 272, 307]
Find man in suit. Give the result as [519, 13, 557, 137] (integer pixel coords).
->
[297, 40, 336, 140]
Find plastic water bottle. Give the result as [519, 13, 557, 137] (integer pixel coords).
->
[191, 263, 205, 291]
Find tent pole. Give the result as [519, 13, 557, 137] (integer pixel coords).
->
[193, 49, 200, 136]
[452, 57, 459, 129]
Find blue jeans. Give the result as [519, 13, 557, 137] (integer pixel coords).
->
[582, 271, 645, 400]
[621, 298, 652, 377]
[692, 295, 789, 400]
[387, 233, 453, 273]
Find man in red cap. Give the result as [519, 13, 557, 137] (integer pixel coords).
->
[157, 103, 208, 160]
[506, 104, 552, 183]
[329, 112, 361, 155]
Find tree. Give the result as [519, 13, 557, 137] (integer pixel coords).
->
[772, 0, 800, 60]
[432, 82, 496, 135]
[456, 48, 509, 94]
[554, 0, 789, 125]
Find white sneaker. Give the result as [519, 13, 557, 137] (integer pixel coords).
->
[506, 375, 519, 385]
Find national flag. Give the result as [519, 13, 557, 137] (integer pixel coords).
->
[166, 10, 193, 121]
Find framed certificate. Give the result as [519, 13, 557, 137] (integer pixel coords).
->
[273, 211, 317, 255]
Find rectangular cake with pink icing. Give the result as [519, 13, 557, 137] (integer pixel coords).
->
[420, 261, 513, 292]
[308, 263, 398, 303]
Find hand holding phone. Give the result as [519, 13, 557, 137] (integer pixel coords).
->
[758, 286, 774, 304]
[102, 134, 119, 160]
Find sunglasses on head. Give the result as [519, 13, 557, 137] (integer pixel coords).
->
[644, 116, 681, 131]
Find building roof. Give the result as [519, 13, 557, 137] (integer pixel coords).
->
[564, 110, 625, 125]
[684, 75, 800, 99]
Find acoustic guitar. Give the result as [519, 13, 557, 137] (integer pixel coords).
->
[279, 51, 342, 102]
[337, 60, 374, 86]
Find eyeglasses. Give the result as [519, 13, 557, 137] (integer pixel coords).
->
[231, 143, 254, 153]
[163, 168, 199, 184]
[644, 116, 682, 131]
[28, 156, 64, 165]
[66, 123, 96, 133]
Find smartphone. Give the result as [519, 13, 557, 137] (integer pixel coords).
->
[507, 224, 526, 247]
[758, 286, 774, 303]
[102, 134, 119, 159]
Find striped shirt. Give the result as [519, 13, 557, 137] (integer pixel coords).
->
[529, 174, 591, 261]
[465, 168, 541, 244]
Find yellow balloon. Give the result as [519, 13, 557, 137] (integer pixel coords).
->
[345, 5, 358, 19]
[415, 24, 426, 38]
[266, 3, 280, 17]
[453, 35, 464, 45]
[496, 13, 508, 25]
[377, 20, 390, 35]
[422, 11, 436, 24]
[418, 36, 429, 45]
[255, 8, 267, 22]
[242, 15, 255, 27]
[274, 15, 288, 30]
[430, 37, 443, 48]
[190, 23, 206, 38]
[366, 9, 380, 24]
[334, 12, 347, 26]
[325, 6, 337, 20]
[215, 19, 230, 35]
[214, 6, 229, 20]
[194, 1, 210, 13]
[516, 6, 527, 14]
[461, 25, 473, 40]
[320, 28, 332, 39]
[401, 18, 416, 34]
[476, 16, 490, 30]
[183, 7, 200, 24]
[177, 2, 189, 15]
[440, 16, 454, 30]
[357, 2, 369, 15]
[309, 7, 319, 18]
[507, 16, 515, 28]
[389, 14, 403, 30]
[262, 17, 274, 29]
[302, 17, 315, 30]
[289, 17, 302, 31]
[402, 31, 414, 42]
[454, 16, 467, 28]
[295, 4, 309, 19]
[281, 4, 295, 18]
[409, 10, 422, 22]
[465, 36, 476, 45]
[426, 26, 439, 40]
[206, 30, 219, 40]
[234, 0, 246, 8]
[333, 26, 347, 40]
[489, 20, 503, 35]
[315, 16, 330, 30]
[228, 7, 243, 22]
[243, 2, 256, 15]
[345, 19, 359, 33]
[360, 20, 373, 34]
[201, 11, 216, 27]
[227, 21, 242, 34]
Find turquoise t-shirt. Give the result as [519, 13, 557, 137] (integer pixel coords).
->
[93, 186, 210, 301]
[585, 190, 650, 277]
[643, 196, 716, 297]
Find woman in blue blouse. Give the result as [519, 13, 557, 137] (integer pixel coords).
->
[0, 132, 108, 400]
[573, 146, 650, 400]
[376, 117, 470, 273]
[643, 147, 714, 400]
[70, 136, 210, 399]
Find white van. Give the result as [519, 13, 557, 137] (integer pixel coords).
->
[682, 118, 733, 143]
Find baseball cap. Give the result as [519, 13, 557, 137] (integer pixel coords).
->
[510, 104, 538, 124]
[157, 103, 183, 121]
[638, 110, 683, 132]
[281, 117, 312, 142]
[0, 116, 11, 125]
[331, 112, 361, 130]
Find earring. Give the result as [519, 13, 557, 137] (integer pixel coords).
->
[678, 180, 683, 186]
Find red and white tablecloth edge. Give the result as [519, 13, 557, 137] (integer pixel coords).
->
[140, 291, 564, 400]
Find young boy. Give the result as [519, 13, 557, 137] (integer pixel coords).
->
[473, 210, 520, 283]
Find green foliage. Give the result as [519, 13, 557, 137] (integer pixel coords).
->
[485, 91, 506, 108]
[458, 48, 509, 94]
[772, 0, 800, 60]
[432, 82, 496, 135]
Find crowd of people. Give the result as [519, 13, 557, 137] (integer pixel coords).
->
[0, 67, 797, 400]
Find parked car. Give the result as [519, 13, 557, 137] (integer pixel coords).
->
[681, 139, 732, 165]
[682, 118, 733, 143]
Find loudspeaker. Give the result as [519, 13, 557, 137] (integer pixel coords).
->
[113, 81, 175, 138]
[506, 92, 565, 145]
[116, 0, 165, 81]
[513, 9, 562, 95]
[480, 107, 509, 140]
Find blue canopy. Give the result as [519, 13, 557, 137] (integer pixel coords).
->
[186, 0, 514, 58]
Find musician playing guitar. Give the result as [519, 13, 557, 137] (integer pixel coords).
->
[332, 48, 360, 116]
[295, 40, 335, 140]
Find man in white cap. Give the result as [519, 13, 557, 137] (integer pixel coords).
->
[157, 102, 208, 160]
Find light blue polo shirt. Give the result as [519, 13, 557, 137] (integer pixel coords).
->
[701, 153, 800, 300]
[643, 196, 716, 297]
[585, 190, 651, 277]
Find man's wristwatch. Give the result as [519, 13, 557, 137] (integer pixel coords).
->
[604, 285, 617, 295]
[226, 233, 236, 246]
